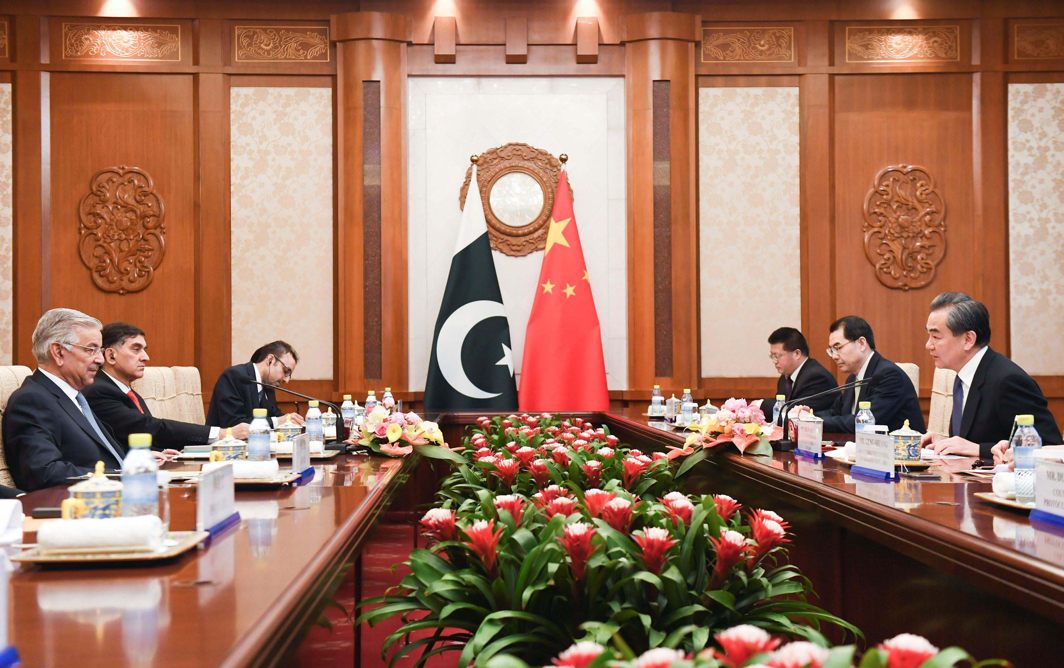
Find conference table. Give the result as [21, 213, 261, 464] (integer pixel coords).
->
[5, 412, 1064, 667]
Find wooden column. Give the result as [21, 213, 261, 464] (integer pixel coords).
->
[624, 12, 700, 394]
[331, 12, 411, 395]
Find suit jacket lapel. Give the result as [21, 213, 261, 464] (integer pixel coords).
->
[960, 349, 991, 438]
[39, 373, 115, 449]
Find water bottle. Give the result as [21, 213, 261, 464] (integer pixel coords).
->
[341, 394, 356, 431]
[365, 390, 378, 412]
[122, 433, 158, 517]
[305, 400, 324, 445]
[650, 385, 664, 416]
[382, 387, 395, 410]
[1012, 414, 1042, 504]
[680, 389, 696, 427]
[248, 408, 272, 461]
[664, 394, 680, 423]
[322, 408, 338, 441]
[772, 394, 786, 424]
[855, 401, 875, 433]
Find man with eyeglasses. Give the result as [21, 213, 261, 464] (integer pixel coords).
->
[83, 322, 251, 450]
[206, 340, 305, 428]
[764, 327, 837, 414]
[2, 308, 130, 491]
[799, 315, 924, 434]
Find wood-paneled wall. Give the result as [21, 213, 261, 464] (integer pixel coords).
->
[1, 0, 1062, 430]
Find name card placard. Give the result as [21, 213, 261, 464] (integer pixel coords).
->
[854, 432, 895, 480]
[796, 418, 824, 457]
[292, 433, 311, 474]
[196, 464, 237, 534]
[1031, 459, 1064, 528]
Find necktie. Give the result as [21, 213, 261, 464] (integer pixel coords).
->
[127, 390, 144, 414]
[782, 377, 794, 401]
[950, 375, 964, 437]
[852, 378, 861, 414]
[76, 392, 125, 465]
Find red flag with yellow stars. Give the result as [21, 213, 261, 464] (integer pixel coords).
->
[519, 170, 609, 411]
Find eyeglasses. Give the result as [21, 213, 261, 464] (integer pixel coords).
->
[825, 340, 854, 357]
[62, 341, 103, 357]
[768, 352, 794, 362]
[272, 355, 293, 380]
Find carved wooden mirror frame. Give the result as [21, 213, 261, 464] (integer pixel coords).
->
[459, 142, 570, 257]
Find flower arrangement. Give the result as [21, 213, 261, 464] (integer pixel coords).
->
[352, 405, 462, 461]
[672, 399, 782, 475]
[532, 626, 1004, 668]
[359, 413, 857, 667]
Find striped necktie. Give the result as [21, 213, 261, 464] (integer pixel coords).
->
[76, 392, 124, 465]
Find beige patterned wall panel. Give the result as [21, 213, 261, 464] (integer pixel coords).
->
[699, 87, 801, 378]
[0, 84, 11, 364]
[1008, 83, 1064, 375]
[230, 87, 333, 379]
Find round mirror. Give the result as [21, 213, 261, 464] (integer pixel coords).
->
[488, 171, 545, 227]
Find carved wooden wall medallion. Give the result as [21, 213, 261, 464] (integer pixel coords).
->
[845, 25, 959, 63]
[0, 19, 9, 60]
[234, 25, 330, 62]
[862, 165, 946, 291]
[459, 143, 569, 257]
[78, 166, 166, 295]
[702, 27, 795, 63]
[1013, 22, 1064, 61]
[62, 22, 181, 61]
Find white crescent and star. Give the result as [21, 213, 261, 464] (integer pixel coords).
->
[436, 300, 514, 399]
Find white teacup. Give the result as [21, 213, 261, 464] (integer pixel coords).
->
[992, 471, 1016, 499]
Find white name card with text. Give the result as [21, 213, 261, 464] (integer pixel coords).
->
[1035, 459, 1064, 520]
[796, 419, 824, 455]
[855, 432, 894, 477]
[292, 433, 311, 474]
[196, 464, 236, 533]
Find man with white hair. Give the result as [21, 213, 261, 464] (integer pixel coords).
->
[2, 308, 128, 491]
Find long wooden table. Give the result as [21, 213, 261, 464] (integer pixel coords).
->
[599, 412, 1064, 667]
[7, 454, 408, 667]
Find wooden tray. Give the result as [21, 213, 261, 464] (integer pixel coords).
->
[973, 491, 1035, 513]
[177, 450, 340, 460]
[12, 530, 209, 565]
[831, 455, 933, 471]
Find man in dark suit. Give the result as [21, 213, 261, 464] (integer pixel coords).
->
[83, 322, 249, 450]
[765, 327, 838, 415]
[206, 341, 305, 428]
[2, 308, 128, 491]
[921, 292, 1061, 459]
[807, 315, 925, 434]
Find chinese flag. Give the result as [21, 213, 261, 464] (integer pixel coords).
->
[519, 170, 609, 411]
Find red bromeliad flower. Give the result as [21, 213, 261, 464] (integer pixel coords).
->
[552, 446, 571, 466]
[474, 447, 493, 460]
[494, 494, 526, 526]
[878, 633, 940, 668]
[751, 508, 791, 533]
[544, 496, 578, 518]
[633, 526, 677, 574]
[536, 484, 569, 504]
[596, 446, 615, 459]
[634, 647, 686, 668]
[712, 625, 781, 667]
[713, 494, 742, 522]
[764, 641, 829, 668]
[463, 519, 504, 575]
[559, 521, 597, 579]
[709, 529, 749, 582]
[551, 641, 606, 668]
[605, 434, 619, 446]
[622, 456, 649, 489]
[530, 459, 552, 487]
[748, 512, 790, 566]
[601, 497, 635, 532]
[581, 460, 603, 486]
[514, 446, 537, 468]
[583, 489, 616, 518]
[419, 508, 457, 542]
[662, 492, 694, 525]
[492, 458, 520, 487]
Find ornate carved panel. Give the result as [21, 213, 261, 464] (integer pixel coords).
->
[233, 25, 330, 63]
[701, 27, 794, 63]
[459, 143, 569, 257]
[845, 25, 959, 63]
[1013, 23, 1064, 61]
[62, 23, 181, 61]
[0, 19, 8, 60]
[78, 166, 166, 295]
[862, 165, 946, 291]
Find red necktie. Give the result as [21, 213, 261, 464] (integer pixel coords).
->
[127, 390, 144, 414]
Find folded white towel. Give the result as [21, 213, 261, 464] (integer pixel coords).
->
[202, 459, 279, 480]
[37, 515, 164, 552]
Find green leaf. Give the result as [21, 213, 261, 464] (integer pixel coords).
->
[824, 646, 858, 668]
[919, 647, 974, 668]
[418, 444, 467, 463]
[675, 448, 709, 477]
[706, 589, 736, 611]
